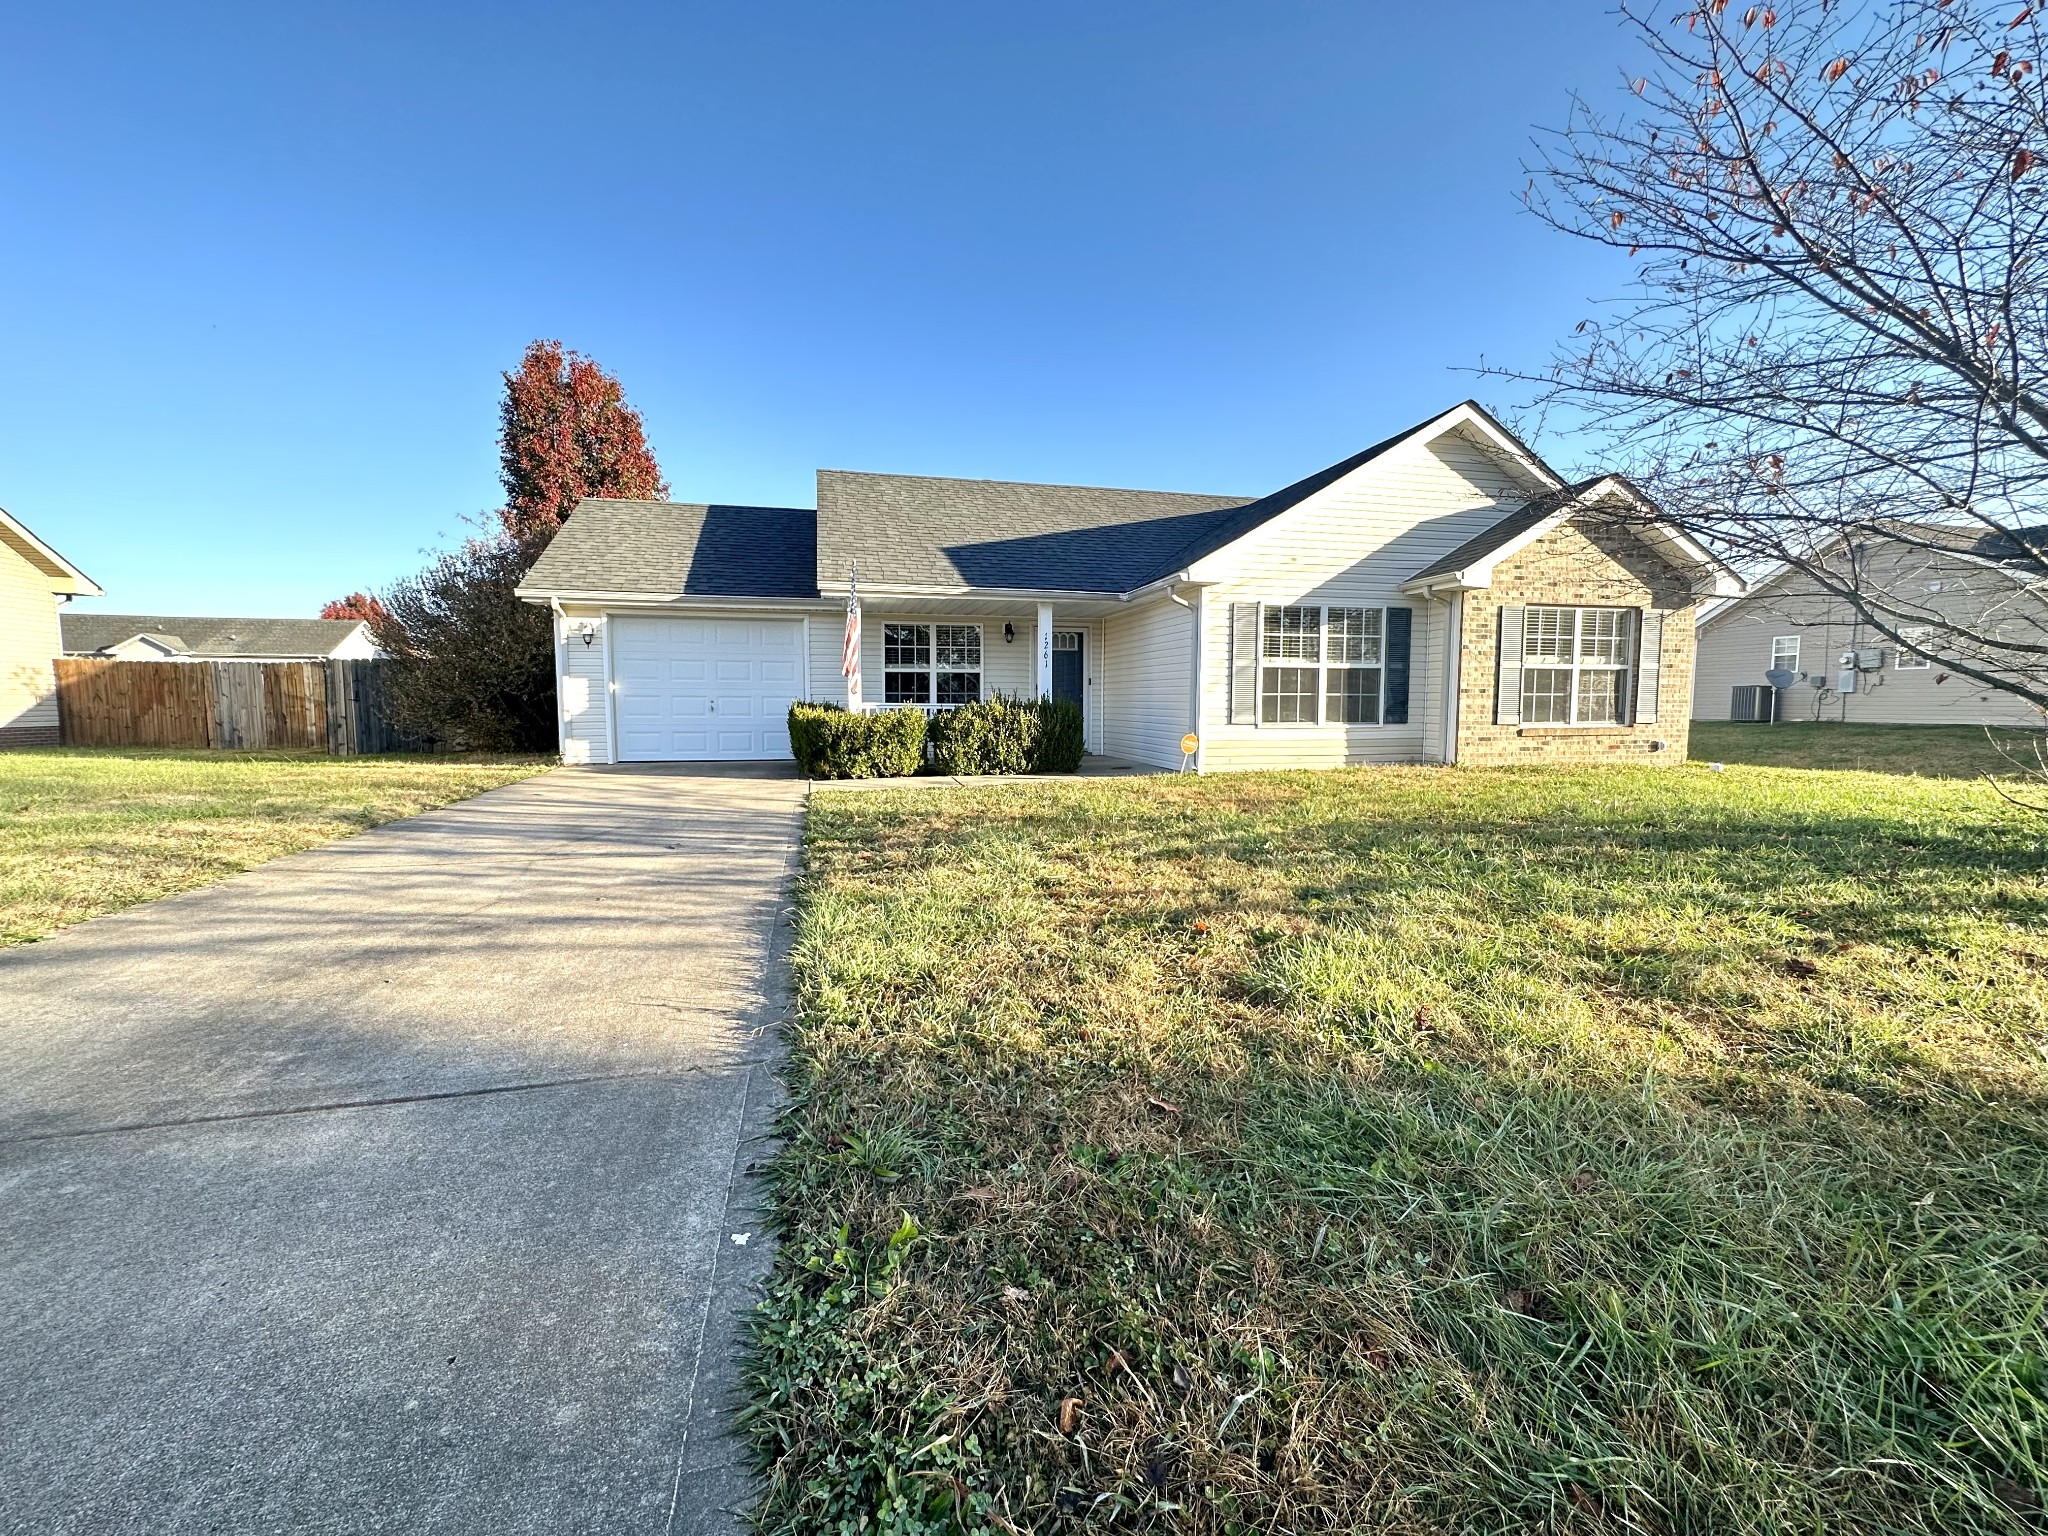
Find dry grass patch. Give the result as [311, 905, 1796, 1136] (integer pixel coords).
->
[750, 763, 2048, 1535]
[0, 748, 549, 943]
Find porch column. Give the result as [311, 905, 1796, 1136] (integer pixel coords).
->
[1036, 602, 1054, 699]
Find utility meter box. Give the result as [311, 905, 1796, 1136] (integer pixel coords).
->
[1856, 647, 1886, 671]
[1838, 668, 1859, 694]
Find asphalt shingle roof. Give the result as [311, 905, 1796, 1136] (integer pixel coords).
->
[520, 500, 819, 597]
[518, 403, 1535, 600]
[61, 614, 369, 658]
[813, 472, 1252, 593]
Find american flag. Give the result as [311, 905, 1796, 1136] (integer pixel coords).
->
[841, 568, 863, 711]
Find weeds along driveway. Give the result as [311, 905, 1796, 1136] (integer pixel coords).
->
[0, 764, 804, 1536]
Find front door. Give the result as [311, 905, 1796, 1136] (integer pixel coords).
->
[1052, 630, 1083, 708]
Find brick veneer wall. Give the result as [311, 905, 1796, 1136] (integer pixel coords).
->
[0, 723, 60, 750]
[1455, 515, 1699, 766]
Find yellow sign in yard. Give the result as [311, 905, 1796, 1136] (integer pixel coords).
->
[1180, 733, 1199, 756]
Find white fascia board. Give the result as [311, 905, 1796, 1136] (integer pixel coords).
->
[817, 581, 1127, 601]
[514, 588, 836, 610]
[0, 505, 101, 594]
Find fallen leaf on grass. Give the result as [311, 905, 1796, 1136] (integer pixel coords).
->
[1147, 1097, 1182, 1117]
[1002, 1285, 1031, 1304]
[1057, 1396, 1082, 1435]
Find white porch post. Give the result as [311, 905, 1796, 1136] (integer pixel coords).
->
[1036, 602, 1053, 698]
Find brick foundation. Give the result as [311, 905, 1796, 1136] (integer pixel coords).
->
[1455, 516, 1698, 766]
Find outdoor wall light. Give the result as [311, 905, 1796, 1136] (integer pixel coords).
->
[571, 621, 597, 648]
[1004, 623, 1015, 643]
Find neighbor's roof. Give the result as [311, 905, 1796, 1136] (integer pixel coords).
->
[0, 506, 100, 595]
[62, 613, 368, 658]
[519, 500, 819, 598]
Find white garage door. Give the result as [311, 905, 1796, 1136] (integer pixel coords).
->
[613, 616, 803, 761]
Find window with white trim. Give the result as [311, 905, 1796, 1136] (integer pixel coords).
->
[1260, 605, 1383, 725]
[1895, 626, 1933, 669]
[883, 622, 981, 706]
[1522, 606, 1632, 725]
[1770, 635, 1800, 674]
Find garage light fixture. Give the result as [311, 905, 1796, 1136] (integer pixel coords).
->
[1004, 623, 1015, 643]
[571, 620, 597, 648]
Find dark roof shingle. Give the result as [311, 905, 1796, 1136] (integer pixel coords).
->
[813, 472, 1251, 593]
[520, 500, 819, 597]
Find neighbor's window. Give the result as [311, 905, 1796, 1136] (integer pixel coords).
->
[1261, 605, 1383, 725]
[883, 622, 981, 706]
[1522, 606, 1632, 725]
[1770, 635, 1800, 674]
[1895, 626, 1933, 669]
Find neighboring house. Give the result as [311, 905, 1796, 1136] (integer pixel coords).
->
[61, 614, 380, 663]
[517, 401, 1742, 770]
[0, 507, 101, 749]
[1693, 532, 2046, 726]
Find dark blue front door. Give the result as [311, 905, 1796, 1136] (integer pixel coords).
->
[1052, 632, 1083, 708]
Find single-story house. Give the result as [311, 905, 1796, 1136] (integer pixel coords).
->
[61, 614, 380, 663]
[1693, 529, 2046, 726]
[0, 507, 101, 749]
[517, 401, 1743, 771]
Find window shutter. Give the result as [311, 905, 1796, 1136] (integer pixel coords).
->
[1494, 606, 1525, 725]
[1383, 605, 1412, 724]
[1229, 603, 1260, 724]
[1633, 609, 1663, 724]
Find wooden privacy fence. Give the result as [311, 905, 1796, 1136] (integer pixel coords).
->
[54, 658, 430, 754]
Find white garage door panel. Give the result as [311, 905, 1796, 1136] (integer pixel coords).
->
[613, 616, 803, 761]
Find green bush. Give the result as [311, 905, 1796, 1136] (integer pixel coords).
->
[928, 694, 1039, 775]
[924, 694, 1087, 775]
[787, 702, 926, 779]
[1033, 696, 1085, 773]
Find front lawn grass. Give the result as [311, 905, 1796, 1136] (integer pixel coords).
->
[1692, 719, 2043, 778]
[752, 763, 2048, 1535]
[0, 748, 549, 944]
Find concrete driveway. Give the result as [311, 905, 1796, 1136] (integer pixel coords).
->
[0, 765, 805, 1535]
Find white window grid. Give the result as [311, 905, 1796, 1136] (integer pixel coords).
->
[1522, 606, 1633, 725]
[882, 622, 983, 707]
[1770, 635, 1800, 673]
[1260, 605, 1385, 726]
[1895, 627, 1933, 669]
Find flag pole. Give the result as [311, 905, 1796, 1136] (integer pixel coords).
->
[841, 563, 863, 713]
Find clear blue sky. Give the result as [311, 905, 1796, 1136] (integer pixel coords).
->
[2, 1, 1643, 616]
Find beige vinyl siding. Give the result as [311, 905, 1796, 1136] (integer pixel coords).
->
[1191, 429, 1535, 769]
[855, 613, 1035, 708]
[556, 605, 613, 764]
[809, 612, 850, 707]
[1693, 557, 2047, 727]
[0, 537, 63, 739]
[1100, 596, 1194, 769]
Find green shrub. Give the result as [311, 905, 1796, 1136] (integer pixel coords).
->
[1033, 696, 1085, 773]
[925, 694, 1088, 775]
[928, 694, 1041, 775]
[787, 702, 925, 779]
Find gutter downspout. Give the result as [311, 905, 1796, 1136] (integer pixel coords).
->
[1165, 582, 1203, 773]
[548, 598, 570, 763]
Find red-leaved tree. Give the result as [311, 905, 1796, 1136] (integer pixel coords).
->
[498, 339, 667, 550]
[321, 592, 390, 626]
